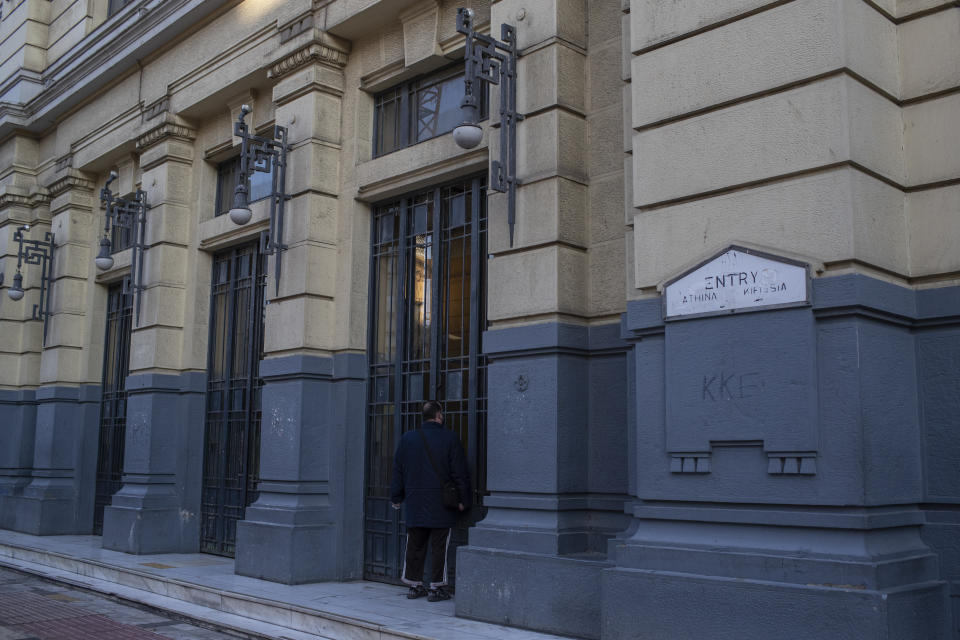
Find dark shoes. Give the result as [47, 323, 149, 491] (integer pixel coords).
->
[406, 584, 452, 601]
[406, 584, 428, 599]
[427, 586, 452, 602]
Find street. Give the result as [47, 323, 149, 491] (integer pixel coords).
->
[0, 567, 237, 640]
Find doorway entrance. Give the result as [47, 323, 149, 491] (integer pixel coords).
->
[201, 243, 266, 556]
[363, 176, 488, 583]
[93, 283, 133, 535]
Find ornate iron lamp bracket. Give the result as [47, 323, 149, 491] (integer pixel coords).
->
[98, 171, 149, 325]
[229, 105, 291, 297]
[8, 225, 56, 344]
[455, 7, 523, 246]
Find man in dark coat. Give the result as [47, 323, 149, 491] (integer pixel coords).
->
[390, 400, 471, 601]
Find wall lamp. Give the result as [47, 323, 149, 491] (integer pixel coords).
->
[454, 7, 522, 246]
[98, 171, 148, 325]
[7, 225, 55, 344]
[229, 105, 290, 296]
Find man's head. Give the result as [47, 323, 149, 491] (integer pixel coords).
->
[422, 400, 444, 424]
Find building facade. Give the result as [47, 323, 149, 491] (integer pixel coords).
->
[0, 0, 958, 638]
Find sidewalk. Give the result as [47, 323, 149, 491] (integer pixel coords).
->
[0, 531, 571, 640]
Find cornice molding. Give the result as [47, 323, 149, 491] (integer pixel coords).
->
[267, 30, 350, 79]
[136, 120, 198, 151]
[0, 1, 233, 139]
[0, 185, 50, 209]
[268, 42, 349, 78]
[0, 187, 51, 209]
[47, 170, 95, 197]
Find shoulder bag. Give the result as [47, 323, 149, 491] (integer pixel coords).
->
[418, 429, 460, 510]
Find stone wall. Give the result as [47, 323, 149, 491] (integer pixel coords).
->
[616, 1, 960, 637]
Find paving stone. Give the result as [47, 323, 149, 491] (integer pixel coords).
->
[0, 568, 240, 640]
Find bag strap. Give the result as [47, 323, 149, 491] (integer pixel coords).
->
[417, 429, 446, 483]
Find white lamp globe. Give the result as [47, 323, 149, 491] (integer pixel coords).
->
[95, 238, 114, 271]
[229, 206, 253, 225]
[8, 273, 24, 301]
[453, 123, 483, 149]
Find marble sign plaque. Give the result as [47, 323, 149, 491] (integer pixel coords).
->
[664, 246, 810, 320]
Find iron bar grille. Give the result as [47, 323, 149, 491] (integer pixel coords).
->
[93, 284, 134, 535]
[201, 243, 266, 557]
[364, 176, 488, 583]
[110, 208, 133, 253]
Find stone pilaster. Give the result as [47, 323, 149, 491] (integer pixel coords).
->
[0, 135, 48, 389]
[234, 28, 364, 584]
[455, 2, 631, 638]
[0, 135, 48, 524]
[8, 168, 102, 535]
[102, 114, 202, 553]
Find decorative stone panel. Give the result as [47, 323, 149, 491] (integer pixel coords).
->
[267, 32, 349, 80]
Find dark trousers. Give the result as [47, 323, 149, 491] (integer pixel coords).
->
[402, 527, 451, 588]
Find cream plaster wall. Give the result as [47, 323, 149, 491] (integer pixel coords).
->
[3, 0, 954, 389]
[626, 0, 960, 292]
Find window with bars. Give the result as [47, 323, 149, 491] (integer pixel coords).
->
[93, 284, 134, 535]
[374, 64, 488, 158]
[110, 205, 134, 253]
[214, 156, 275, 217]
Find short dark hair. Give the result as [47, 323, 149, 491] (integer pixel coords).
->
[422, 401, 443, 421]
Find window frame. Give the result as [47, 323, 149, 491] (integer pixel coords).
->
[108, 0, 135, 17]
[214, 155, 275, 218]
[373, 63, 488, 158]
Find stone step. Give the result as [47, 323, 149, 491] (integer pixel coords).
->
[0, 534, 565, 640]
[0, 550, 330, 640]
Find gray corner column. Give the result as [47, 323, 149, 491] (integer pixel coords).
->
[102, 372, 206, 553]
[602, 275, 953, 640]
[456, 323, 631, 640]
[0, 389, 36, 530]
[915, 284, 960, 639]
[235, 354, 366, 584]
[11, 385, 101, 534]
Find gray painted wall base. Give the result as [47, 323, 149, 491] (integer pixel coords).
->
[617, 275, 960, 640]
[457, 323, 630, 638]
[234, 354, 366, 584]
[3, 386, 100, 536]
[923, 512, 960, 639]
[3, 493, 77, 535]
[456, 545, 610, 640]
[0, 489, 29, 530]
[0, 389, 37, 531]
[235, 519, 338, 584]
[601, 567, 948, 640]
[468, 494, 630, 556]
[102, 498, 183, 554]
[101, 373, 205, 554]
[477, 323, 631, 555]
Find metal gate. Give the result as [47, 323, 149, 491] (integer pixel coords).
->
[364, 176, 488, 583]
[201, 243, 266, 556]
[93, 283, 133, 535]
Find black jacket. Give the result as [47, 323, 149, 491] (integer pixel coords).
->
[390, 421, 472, 529]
